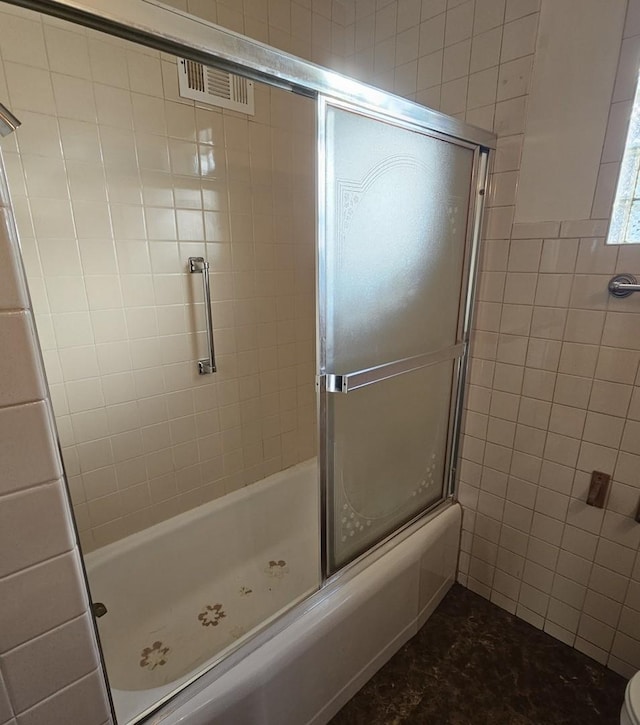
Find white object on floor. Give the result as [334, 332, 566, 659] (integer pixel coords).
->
[622, 671, 640, 725]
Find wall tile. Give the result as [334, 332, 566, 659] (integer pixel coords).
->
[4, 62, 56, 116]
[496, 54, 533, 101]
[613, 34, 640, 103]
[560, 219, 608, 238]
[592, 163, 619, 220]
[595, 347, 640, 384]
[0, 402, 61, 496]
[602, 101, 632, 164]
[470, 26, 502, 73]
[0, 671, 13, 724]
[15, 670, 109, 725]
[1, 615, 98, 713]
[0, 209, 29, 311]
[0, 481, 74, 579]
[1, 154, 95, 724]
[0, 551, 87, 653]
[493, 95, 527, 135]
[0, 313, 45, 406]
[504, 0, 540, 22]
[474, 0, 506, 35]
[500, 14, 537, 62]
[0, 12, 48, 69]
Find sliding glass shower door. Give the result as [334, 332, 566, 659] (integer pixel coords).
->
[318, 98, 480, 573]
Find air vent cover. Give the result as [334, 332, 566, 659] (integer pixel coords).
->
[177, 59, 255, 115]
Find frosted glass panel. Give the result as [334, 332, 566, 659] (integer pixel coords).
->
[324, 106, 474, 374]
[328, 362, 454, 569]
[320, 100, 479, 573]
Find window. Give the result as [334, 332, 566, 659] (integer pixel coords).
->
[608, 72, 640, 243]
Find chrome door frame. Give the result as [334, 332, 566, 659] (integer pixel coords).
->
[3, 0, 495, 500]
[316, 95, 491, 576]
[4, 0, 495, 149]
[5, 0, 495, 594]
[448, 149, 491, 496]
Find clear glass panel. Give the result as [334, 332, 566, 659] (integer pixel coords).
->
[0, 6, 320, 722]
[328, 361, 454, 569]
[324, 105, 474, 374]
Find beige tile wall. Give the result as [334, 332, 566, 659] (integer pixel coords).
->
[456, 0, 640, 676]
[0, 153, 112, 724]
[0, 1, 339, 551]
[5, 0, 638, 720]
[346, 0, 640, 678]
[0, 0, 347, 720]
[343, 0, 538, 133]
[456, 0, 640, 673]
[162, 0, 348, 70]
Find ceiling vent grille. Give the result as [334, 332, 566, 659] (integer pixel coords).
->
[177, 59, 255, 115]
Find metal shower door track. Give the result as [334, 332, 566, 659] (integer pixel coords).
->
[3, 0, 496, 151]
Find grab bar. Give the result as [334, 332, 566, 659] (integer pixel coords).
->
[189, 256, 216, 374]
[608, 274, 640, 298]
[324, 343, 465, 393]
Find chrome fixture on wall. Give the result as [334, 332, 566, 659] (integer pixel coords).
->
[608, 273, 640, 297]
[325, 344, 465, 394]
[0, 102, 20, 137]
[189, 256, 216, 374]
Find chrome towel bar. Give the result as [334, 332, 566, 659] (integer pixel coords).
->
[189, 256, 216, 374]
[324, 343, 465, 394]
[608, 273, 640, 298]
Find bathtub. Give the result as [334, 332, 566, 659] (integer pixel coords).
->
[86, 459, 461, 725]
[86, 459, 320, 724]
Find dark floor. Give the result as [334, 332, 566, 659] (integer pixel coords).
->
[330, 584, 626, 725]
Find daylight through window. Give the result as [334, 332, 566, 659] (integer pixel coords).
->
[608, 71, 640, 243]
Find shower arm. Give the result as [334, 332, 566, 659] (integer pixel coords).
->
[189, 256, 216, 374]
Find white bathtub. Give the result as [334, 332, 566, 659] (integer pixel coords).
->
[86, 459, 461, 725]
[86, 459, 320, 725]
